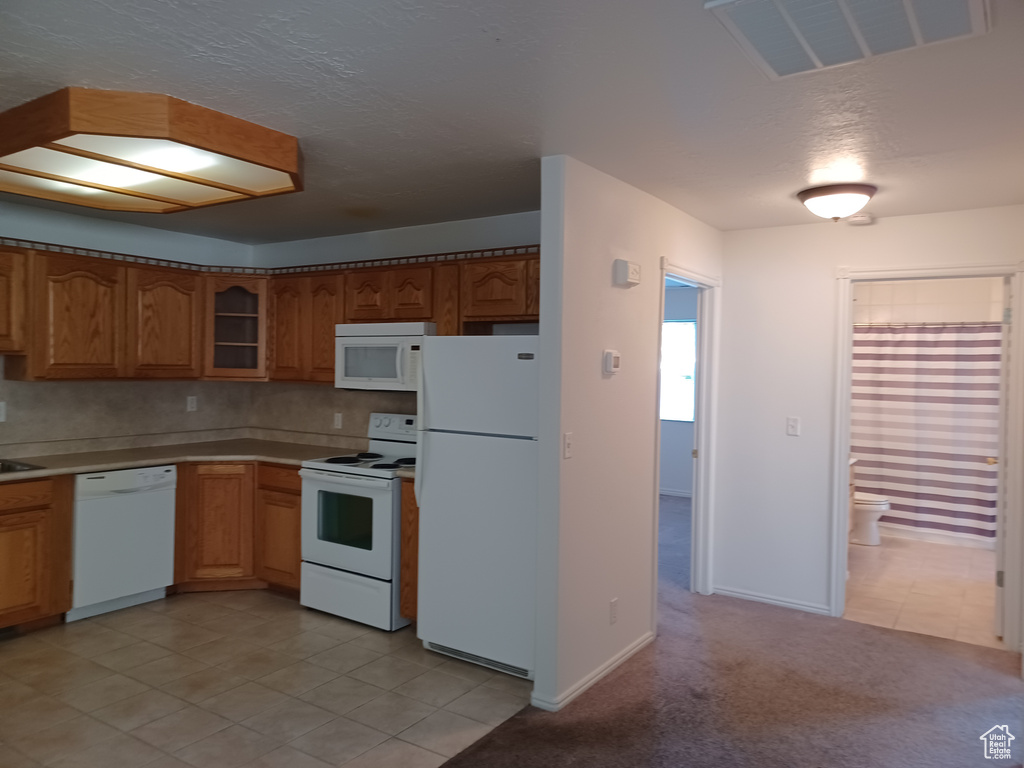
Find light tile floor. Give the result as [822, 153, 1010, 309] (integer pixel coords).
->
[0, 590, 532, 767]
[844, 534, 1003, 649]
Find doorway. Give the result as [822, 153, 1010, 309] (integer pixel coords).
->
[655, 262, 720, 607]
[837, 274, 1015, 651]
[659, 278, 699, 592]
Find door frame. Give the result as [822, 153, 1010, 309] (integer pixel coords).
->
[653, 257, 720, 628]
[830, 263, 1024, 655]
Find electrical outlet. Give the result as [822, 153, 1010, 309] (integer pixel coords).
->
[186, 396, 197, 412]
[333, 413, 344, 429]
[562, 431, 573, 459]
[785, 416, 801, 437]
[0, 401, 6, 422]
[609, 597, 618, 625]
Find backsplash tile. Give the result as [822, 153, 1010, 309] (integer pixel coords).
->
[0, 356, 417, 458]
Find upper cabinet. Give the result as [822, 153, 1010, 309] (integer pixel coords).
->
[344, 265, 433, 323]
[205, 276, 267, 379]
[126, 266, 204, 378]
[269, 274, 343, 382]
[0, 247, 27, 353]
[460, 256, 540, 322]
[2, 248, 537, 381]
[10, 252, 126, 380]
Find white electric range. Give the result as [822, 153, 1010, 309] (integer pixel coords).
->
[299, 412, 417, 630]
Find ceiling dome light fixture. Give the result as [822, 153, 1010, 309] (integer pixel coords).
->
[0, 87, 301, 213]
[797, 183, 877, 221]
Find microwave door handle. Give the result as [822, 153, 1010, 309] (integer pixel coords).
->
[395, 343, 405, 384]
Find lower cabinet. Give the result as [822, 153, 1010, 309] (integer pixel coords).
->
[176, 462, 258, 588]
[176, 461, 301, 593]
[0, 477, 72, 630]
[255, 464, 302, 591]
[399, 478, 419, 620]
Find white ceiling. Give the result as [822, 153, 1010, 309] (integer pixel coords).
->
[2, 0, 1022, 244]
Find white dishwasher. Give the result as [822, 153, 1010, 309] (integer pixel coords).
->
[67, 465, 177, 622]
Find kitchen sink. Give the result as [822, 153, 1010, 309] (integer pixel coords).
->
[0, 460, 44, 473]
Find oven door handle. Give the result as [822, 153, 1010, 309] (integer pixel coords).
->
[299, 468, 392, 489]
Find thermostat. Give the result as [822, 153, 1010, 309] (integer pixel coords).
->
[613, 259, 641, 287]
[603, 349, 621, 375]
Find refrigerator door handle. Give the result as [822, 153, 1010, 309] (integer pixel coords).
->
[414, 431, 424, 503]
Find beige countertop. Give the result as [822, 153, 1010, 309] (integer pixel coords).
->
[1, 440, 349, 482]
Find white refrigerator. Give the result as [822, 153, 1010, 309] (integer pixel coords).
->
[415, 335, 538, 678]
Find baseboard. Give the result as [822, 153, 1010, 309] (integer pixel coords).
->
[713, 586, 831, 616]
[530, 631, 654, 712]
[878, 525, 995, 550]
[658, 489, 692, 498]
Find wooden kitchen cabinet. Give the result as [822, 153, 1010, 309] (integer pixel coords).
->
[0, 246, 27, 353]
[176, 462, 260, 588]
[344, 265, 433, 323]
[460, 257, 537, 321]
[269, 273, 343, 382]
[204, 276, 268, 379]
[255, 463, 302, 591]
[126, 265, 204, 378]
[399, 478, 419, 620]
[345, 268, 390, 321]
[8, 252, 126, 379]
[0, 477, 73, 630]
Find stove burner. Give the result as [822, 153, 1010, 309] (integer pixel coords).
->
[370, 463, 401, 470]
[395, 458, 416, 466]
[324, 456, 362, 465]
[357, 452, 384, 460]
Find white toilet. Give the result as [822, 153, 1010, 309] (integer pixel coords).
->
[851, 492, 890, 546]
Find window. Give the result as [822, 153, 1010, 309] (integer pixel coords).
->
[660, 320, 696, 422]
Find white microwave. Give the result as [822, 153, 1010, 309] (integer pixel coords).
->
[335, 322, 436, 391]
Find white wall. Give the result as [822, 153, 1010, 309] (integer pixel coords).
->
[251, 211, 540, 267]
[716, 204, 1024, 613]
[0, 200, 252, 267]
[660, 286, 698, 496]
[533, 156, 723, 710]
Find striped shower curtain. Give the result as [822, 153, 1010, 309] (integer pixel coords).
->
[850, 323, 1002, 543]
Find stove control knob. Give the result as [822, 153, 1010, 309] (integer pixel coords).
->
[373, 417, 382, 427]
[383, 417, 392, 427]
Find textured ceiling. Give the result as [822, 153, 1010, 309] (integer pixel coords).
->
[1, 0, 1022, 243]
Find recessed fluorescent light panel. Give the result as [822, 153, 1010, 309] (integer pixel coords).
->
[705, 0, 989, 79]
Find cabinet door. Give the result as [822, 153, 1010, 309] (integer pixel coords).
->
[180, 463, 255, 581]
[525, 258, 540, 317]
[391, 267, 433, 320]
[399, 479, 419, 620]
[255, 487, 301, 590]
[460, 259, 527, 319]
[269, 276, 309, 381]
[0, 246, 27, 352]
[308, 275, 342, 382]
[345, 269, 390, 321]
[126, 266, 203, 378]
[204, 277, 267, 379]
[431, 264, 460, 336]
[0, 478, 72, 630]
[28, 253, 126, 378]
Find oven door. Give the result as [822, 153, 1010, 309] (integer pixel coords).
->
[335, 336, 415, 391]
[300, 469, 397, 580]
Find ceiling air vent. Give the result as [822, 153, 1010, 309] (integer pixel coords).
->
[705, 0, 989, 79]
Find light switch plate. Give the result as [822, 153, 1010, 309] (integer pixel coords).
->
[0, 401, 6, 422]
[786, 416, 801, 436]
[186, 396, 197, 412]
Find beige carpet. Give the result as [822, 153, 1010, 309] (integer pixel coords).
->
[443, 497, 1024, 768]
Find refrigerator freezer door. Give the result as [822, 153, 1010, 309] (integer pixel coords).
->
[416, 430, 537, 675]
[421, 336, 538, 438]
